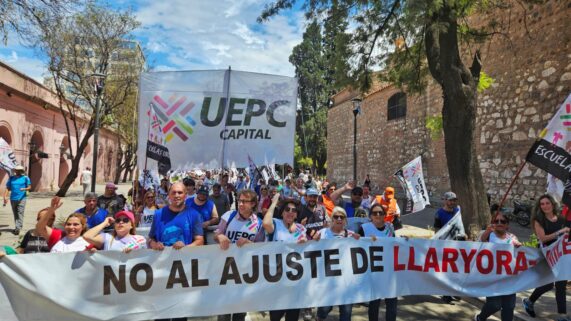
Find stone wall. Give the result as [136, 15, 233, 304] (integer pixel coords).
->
[327, 0, 571, 203]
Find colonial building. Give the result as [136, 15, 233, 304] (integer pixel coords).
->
[327, 0, 570, 203]
[0, 61, 120, 192]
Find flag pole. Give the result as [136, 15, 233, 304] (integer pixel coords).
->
[144, 103, 153, 172]
[496, 160, 528, 213]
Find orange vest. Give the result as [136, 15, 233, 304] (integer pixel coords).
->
[375, 195, 398, 223]
[322, 194, 335, 217]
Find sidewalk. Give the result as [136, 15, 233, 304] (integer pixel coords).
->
[0, 182, 567, 320]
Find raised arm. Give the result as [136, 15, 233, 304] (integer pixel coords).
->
[36, 196, 62, 240]
[330, 181, 354, 202]
[83, 217, 115, 249]
[262, 193, 281, 234]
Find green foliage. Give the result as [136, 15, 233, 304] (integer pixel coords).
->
[522, 233, 539, 248]
[426, 115, 443, 140]
[477, 71, 495, 92]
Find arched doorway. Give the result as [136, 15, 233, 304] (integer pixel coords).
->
[29, 131, 44, 191]
[0, 125, 13, 186]
[58, 137, 70, 187]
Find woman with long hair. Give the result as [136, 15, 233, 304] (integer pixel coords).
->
[83, 210, 147, 252]
[475, 211, 521, 321]
[522, 194, 570, 321]
[36, 196, 90, 253]
[137, 190, 158, 228]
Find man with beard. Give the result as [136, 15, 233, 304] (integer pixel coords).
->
[209, 183, 230, 217]
[186, 185, 219, 243]
[75, 192, 108, 229]
[330, 181, 367, 218]
[300, 188, 330, 240]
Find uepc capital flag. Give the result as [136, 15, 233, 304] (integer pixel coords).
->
[526, 93, 571, 206]
[137, 69, 297, 170]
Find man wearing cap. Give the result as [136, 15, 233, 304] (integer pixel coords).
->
[97, 182, 125, 217]
[75, 192, 108, 229]
[300, 188, 330, 239]
[186, 185, 219, 242]
[330, 181, 367, 218]
[373, 187, 401, 224]
[434, 191, 460, 230]
[235, 173, 247, 192]
[3, 165, 31, 235]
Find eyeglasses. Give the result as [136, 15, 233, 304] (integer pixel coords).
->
[371, 211, 384, 216]
[238, 199, 253, 204]
[284, 207, 297, 213]
[332, 215, 345, 221]
[493, 219, 507, 224]
[115, 218, 131, 224]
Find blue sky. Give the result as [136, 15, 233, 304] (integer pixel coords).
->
[0, 0, 306, 83]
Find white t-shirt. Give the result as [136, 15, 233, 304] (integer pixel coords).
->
[102, 233, 148, 251]
[361, 222, 394, 238]
[81, 170, 92, 184]
[217, 210, 264, 243]
[50, 236, 90, 253]
[489, 232, 517, 245]
[318, 227, 356, 240]
[272, 219, 306, 243]
[139, 207, 155, 228]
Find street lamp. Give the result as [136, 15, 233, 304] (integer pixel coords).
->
[89, 73, 106, 192]
[351, 97, 362, 182]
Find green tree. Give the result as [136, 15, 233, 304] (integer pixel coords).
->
[261, 0, 518, 228]
[34, 4, 141, 196]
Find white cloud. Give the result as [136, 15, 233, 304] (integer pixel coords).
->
[134, 0, 304, 76]
[0, 50, 47, 83]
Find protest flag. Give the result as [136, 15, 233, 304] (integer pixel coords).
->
[0, 137, 18, 173]
[432, 208, 466, 240]
[247, 155, 262, 189]
[394, 156, 430, 214]
[146, 102, 171, 176]
[526, 93, 571, 206]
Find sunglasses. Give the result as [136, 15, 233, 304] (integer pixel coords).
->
[261, 188, 268, 191]
[284, 207, 297, 213]
[353, 193, 363, 197]
[332, 215, 345, 221]
[493, 219, 507, 224]
[115, 218, 131, 224]
[371, 210, 384, 216]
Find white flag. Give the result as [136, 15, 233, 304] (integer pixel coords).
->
[395, 156, 430, 213]
[432, 209, 466, 240]
[0, 138, 18, 173]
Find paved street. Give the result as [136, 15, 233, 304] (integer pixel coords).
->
[0, 185, 566, 320]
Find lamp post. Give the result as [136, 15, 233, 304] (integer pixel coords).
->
[351, 98, 362, 182]
[90, 73, 106, 192]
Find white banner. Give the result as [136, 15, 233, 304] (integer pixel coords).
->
[432, 210, 466, 240]
[0, 237, 564, 321]
[137, 70, 297, 170]
[541, 234, 571, 280]
[395, 156, 430, 213]
[0, 137, 18, 173]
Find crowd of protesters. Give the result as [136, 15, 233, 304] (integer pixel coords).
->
[1, 166, 570, 321]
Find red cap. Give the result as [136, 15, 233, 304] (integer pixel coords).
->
[114, 210, 135, 223]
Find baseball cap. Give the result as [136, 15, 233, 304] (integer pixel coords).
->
[443, 191, 457, 200]
[105, 182, 117, 189]
[385, 187, 395, 199]
[14, 165, 24, 171]
[114, 210, 135, 223]
[197, 185, 209, 195]
[306, 188, 319, 196]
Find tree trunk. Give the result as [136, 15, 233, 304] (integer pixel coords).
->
[424, 5, 490, 234]
[114, 145, 124, 184]
[56, 126, 94, 197]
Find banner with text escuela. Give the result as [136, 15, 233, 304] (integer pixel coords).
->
[137, 70, 297, 170]
[1, 237, 568, 321]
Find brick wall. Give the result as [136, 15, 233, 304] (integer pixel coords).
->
[327, 0, 571, 203]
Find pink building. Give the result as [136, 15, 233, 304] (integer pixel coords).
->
[0, 61, 120, 192]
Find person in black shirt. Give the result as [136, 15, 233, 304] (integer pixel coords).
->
[522, 194, 570, 320]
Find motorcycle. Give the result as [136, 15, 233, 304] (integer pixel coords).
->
[492, 199, 531, 227]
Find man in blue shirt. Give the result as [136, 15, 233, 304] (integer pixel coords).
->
[433, 191, 460, 230]
[75, 192, 108, 229]
[186, 185, 219, 244]
[149, 182, 204, 250]
[3, 165, 31, 235]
